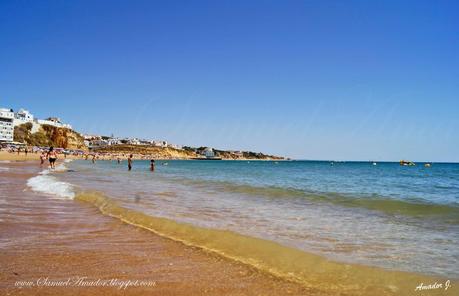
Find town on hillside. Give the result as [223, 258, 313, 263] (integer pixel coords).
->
[0, 107, 284, 160]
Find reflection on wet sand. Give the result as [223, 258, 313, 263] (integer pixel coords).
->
[0, 162, 310, 295]
[1, 161, 457, 296]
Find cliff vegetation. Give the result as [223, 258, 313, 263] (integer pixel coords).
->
[13, 123, 86, 150]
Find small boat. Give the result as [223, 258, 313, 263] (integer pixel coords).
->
[372, 162, 377, 166]
[424, 163, 432, 167]
[400, 160, 415, 166]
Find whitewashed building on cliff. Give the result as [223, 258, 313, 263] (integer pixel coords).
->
[126, 138, 141, 145]
[0, 108, 14, 142]
[107, 138, 121, 145]
[14, 108, 34, 124]
[152, 140, 168, 147]
[37, 117, 72, 129]
[167, 143, 183, 150]
[12, 108, 72, 131]
[13, 109, 41, 133]
[201, 147, 215, 158]
[88, 139, 108, 148]
[0, 106, 74, 144]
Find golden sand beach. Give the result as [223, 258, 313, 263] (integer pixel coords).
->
[0, 161, 311, 295]
[1, 158, 457, 296]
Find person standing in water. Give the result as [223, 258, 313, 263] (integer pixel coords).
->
[128, 154, 133, 171]
[47, 146, 58, 169]
[40, 151, 46, 165]
[150, 159, 155, 171]
[92, 154, 96, 164]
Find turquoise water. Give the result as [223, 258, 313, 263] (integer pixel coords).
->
[62, 160, 459, 277]
[151, 160, 459, 206]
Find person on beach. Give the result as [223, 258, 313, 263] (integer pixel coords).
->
[25, 147, 28, 156]
[150, 159, 155, 172]
[92, 155, 96, 164]
[117, 157, 121, 164]
[128, 154, 133, 171]
[47, 147, 58, 169]
[40, 152, 46, 165]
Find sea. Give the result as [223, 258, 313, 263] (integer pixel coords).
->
[27, 159, 459, 283]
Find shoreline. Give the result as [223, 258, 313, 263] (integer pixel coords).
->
[1, 160, 458, 295]
[76, 190, 457, 295]
[0, 150, 285, 162]
[0, 160, 310, 295]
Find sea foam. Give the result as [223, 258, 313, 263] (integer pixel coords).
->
[27, 171, 75, 199]
[54, 163, 68, 172]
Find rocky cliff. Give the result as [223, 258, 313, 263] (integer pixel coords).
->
[14, 123, 87, 150]
[93, 144, 284, 160]
[92, 144, 197, 159]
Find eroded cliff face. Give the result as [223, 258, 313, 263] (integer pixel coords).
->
[14, 123, 87, 150]
[41, 125, 86, 150]
[93, 145, 197, 159]
[92, 144, 284, 160]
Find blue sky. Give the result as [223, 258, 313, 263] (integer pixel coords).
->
[1, 0, 458, 161]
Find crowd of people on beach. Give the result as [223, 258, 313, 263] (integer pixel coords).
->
[1, 144, 159, 171]
[46, 148, 156, 171]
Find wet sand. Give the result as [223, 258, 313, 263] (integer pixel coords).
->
[0, 161, 312, 295]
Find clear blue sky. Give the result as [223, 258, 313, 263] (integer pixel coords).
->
[1, 0, 458, 161]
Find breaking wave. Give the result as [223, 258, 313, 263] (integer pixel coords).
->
[27, 168, 75, 199]
[74, 191, 449, 295]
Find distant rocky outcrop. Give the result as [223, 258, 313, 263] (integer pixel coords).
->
[93, 144, 284, 160]
[92, 144, 197, 159]
[214, 149, 284, 160]
[13, 123, 86, 150]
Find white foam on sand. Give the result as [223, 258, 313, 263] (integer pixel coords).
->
[64, 159, 73, 163]
[0, 160, 11, 163]
[27, 169, 75, 199]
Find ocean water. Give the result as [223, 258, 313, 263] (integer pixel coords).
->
[40, 160, 459, 280]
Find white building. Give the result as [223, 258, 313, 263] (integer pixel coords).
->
[89, 139, 109, 147]
[0, 107, 74, 143]
[13, 109, 41, 133]
[126, 138, 140, 145]
[152, 140, 168, 147]
[14, 108, 34, 124]
[203, 147, 215, 158]
[82, 134, 101, 141]
[0, 108, 14, 142]
[37, 117, 72, 129]
[107, 138, 121, 146]
[167, 143, 183, 150]
[139, 139, 152, 145]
